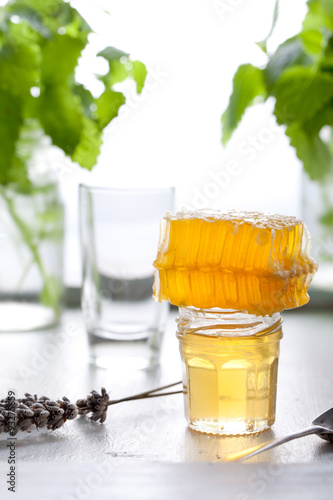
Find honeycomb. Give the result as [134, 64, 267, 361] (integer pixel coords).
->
[153, 210, 318, 316]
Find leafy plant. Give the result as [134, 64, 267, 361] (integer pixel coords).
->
[222, 0, 333, 183]
[0, 0, 147, 315]
[0, 0, 147, 183]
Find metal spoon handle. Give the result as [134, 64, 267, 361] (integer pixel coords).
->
[226, 426, 321, 462]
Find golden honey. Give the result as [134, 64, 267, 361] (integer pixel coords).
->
[153, 211, 318, 316]
[177, 308, 283, 435]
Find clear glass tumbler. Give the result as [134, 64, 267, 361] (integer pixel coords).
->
[79, 186, 175, 369]
[176, 307, 283, 435]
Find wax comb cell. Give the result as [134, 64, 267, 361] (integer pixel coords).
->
[153, 211, 318, 316]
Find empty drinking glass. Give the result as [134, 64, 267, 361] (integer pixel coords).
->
[79, 186, 175, 369]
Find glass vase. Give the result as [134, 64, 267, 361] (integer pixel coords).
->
[0, 182, 64, 331]
[302, 171, 333, 301]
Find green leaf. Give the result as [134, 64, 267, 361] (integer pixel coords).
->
[256, 0, 279, 54]
[9, 0, 90, 38]
[264, 37, 312, 91]
[274, 67, 333, 125]
[319, 207, 333, 227]
[320, 35, 333, 70]
[305, 0, 333, 31]
[96, 90, 125, 129]
[6, 4, 52, 38]
[98, 47, 147, 93]
[41, 34, 85, 84]
[71, 117, 102, 170]
[221, 64, 266, 145]
[132, 60, 147, 94]
[51, 4, 91, 41]
[99, 59, 129, 87]
[0, 90, 23, 183]
[302, 2, 333, 57]
[317, 0, 333, 17]
[303, 100, 333, 135]
[73, 84, 95, 119]
[39, 85, 83, 153]
[7, 158, 30, 188]
[303, 1, 324, 32]
[98, 46, 129, 62]
[286, 122, 332, 180]
[300, 29, 324, 55]
[0, 40, 40, 95]
[10, 0, 63, 16]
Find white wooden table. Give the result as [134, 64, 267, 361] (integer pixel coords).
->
[0, 309, 333, 499]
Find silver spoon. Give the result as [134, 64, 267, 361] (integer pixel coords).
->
[225, 406, 333, 462]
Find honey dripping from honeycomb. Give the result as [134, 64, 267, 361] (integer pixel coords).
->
[153, 211, 318, 316]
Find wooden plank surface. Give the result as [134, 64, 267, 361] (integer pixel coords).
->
[0, 309, 332, 497]
[0, 462, 333, 500]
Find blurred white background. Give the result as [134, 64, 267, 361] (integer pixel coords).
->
[2, 0, 309, 285]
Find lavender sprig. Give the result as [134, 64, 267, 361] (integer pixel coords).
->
[0, 382, 182, 435]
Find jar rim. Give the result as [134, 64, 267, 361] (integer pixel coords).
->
[176, 307, 283, 339]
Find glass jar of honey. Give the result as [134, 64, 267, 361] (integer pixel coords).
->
[176, 307, 283, 435]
